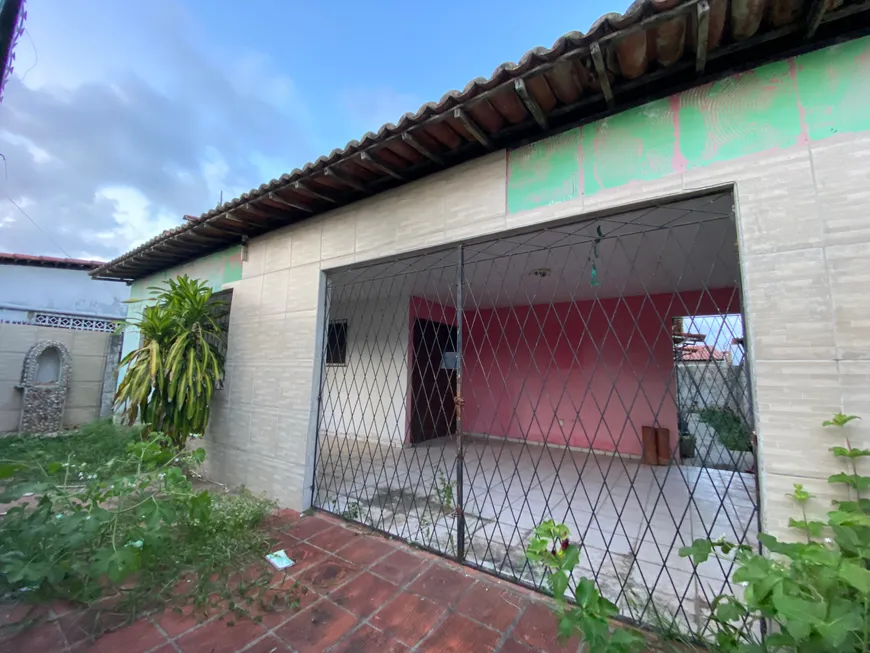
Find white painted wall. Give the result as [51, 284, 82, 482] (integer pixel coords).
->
[322, 296, 410, 445]
[199, 153, 506, 506]
[0, 265, 128, 319]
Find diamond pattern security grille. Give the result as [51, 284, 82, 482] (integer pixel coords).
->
[313, 192, 759, 635]
[32, 313, 118, 332]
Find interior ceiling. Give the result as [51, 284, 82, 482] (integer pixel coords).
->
[329, 192, 739, 309]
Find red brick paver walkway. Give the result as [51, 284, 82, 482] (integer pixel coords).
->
[0, 511, 594, 652]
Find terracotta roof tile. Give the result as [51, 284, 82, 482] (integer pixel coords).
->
[91, 0, 870, 280]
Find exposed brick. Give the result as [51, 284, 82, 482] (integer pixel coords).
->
[330, 572, 400, 617]
[273, 542, 329, 582]
[453, 581, 527, 632]
[370, 550, 428, 585]
[242, 634, 294, 652]
[245, 585, 317, 629]
[499, 638, 536, 653]
[275, 599, 357, 653]
[370, 593, 446, 647]
[512, 602, 580, 653]
[155, 605, 204, 639]
[407, 563, 476, 606]
[307, 525, 362, 552]
[0, 621, 65, 653]
[329, 624, 409, 653]
[295, 556, 360, 595]
[417, 613, 500, 653]
[176, 617, 267, 653]
[335, 535, 396, 566]
[57, 608, 128, 646]
[85, 620, 167, 653]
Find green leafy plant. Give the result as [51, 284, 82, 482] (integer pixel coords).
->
[679, 432, 697, 459]
[0, 425, 296, 635]
[679, 412, 869, 652]
[697, 406, 753, 453]
[0, 419, 140, 483]
[340, 500, 361, 521]
[527, 520, 645, 653]
[437, 471, 455, 511]
[115, 275, 228, 449]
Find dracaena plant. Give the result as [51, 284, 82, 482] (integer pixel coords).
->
[527, 520, 645, 653]
[115, 275, 228, 449]
[679, 412, 869, 652]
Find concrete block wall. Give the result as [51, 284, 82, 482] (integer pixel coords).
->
[202, 133, 870, 531]
[196, 40, 870, 542]
[0, 323, 115, 433]
[202, 153, 507, 506]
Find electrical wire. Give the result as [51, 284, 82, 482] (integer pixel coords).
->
[19, 29, 38, 84]
[5, 195, 72, 258]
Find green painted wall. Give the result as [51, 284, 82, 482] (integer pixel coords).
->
[117, 245, 243, 390]
[507, 37, 870, 213]
[127, 245, 243, 299]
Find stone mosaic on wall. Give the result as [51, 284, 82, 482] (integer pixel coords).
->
[17, 340, 72, 433]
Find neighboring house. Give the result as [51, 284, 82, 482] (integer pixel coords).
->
[0, 253, 127, 433]
[677, 344, 730, 364]
[674, 342, 750, 470]
[91, 1, 870, 632]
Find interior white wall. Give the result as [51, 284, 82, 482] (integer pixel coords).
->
[322, 294, 410, 445]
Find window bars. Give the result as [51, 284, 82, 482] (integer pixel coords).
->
[313, 192, 759, 635]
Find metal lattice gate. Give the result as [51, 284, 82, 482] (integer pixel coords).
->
[313, 191, 759, 634]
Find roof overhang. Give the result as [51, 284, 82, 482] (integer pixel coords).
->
[0, 252, 104, 271]
[92, 0, 870, 282]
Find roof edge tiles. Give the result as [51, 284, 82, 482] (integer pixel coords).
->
[0, 252, 105, 271]
[92, 0, 870, 281]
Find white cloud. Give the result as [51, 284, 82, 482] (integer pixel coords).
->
[93, 186, 179, 249]
[0, 132, 52, 164]
[0, 0, 316, 260]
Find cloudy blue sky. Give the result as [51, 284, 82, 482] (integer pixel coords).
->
[0, 0, 623, 261]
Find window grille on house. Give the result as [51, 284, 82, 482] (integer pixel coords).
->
[209, 290, 232, 389]
[326, 320, 348, 366]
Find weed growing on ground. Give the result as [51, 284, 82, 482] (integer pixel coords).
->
[0, 422, 298, 636]
[437, 471, 456, 512]
[340, 500, 361, 521]
[0, 419, 140, 483]
[529, 413, 870, 653]
[527, 520, 645, 653]
[679, 413, 869, 652]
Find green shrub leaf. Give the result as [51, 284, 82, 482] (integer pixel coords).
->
[828, 473, 870, 491]
[678, 538, 713, 564]
[839, 561, 870, 594]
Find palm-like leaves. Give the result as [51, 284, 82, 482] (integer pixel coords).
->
[115, 275, 228, 448]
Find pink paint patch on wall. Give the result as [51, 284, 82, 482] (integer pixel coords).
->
[458, 289, 739, 456]
[669, 95, 689, 173]
[410, 296, 456, 326]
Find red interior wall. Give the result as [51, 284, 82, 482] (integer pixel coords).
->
[460, 288, 740, 456]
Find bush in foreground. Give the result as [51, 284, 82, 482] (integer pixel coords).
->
[0, 422, 296, 633]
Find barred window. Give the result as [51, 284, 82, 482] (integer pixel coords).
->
[326, 320, 347, 366]
[209, 289, 233, 360]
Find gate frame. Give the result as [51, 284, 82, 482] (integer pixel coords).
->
[307, 184, 764, 629]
